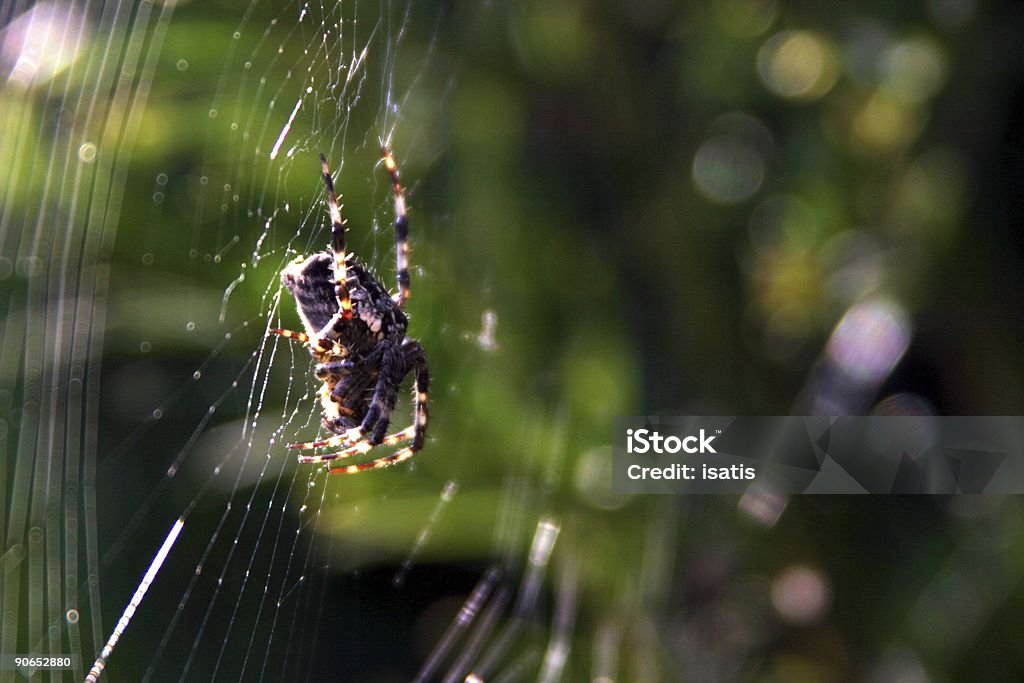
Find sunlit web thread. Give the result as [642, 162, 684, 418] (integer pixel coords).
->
[440, 584, 511, 683]
[491, 474, 532, 565]
[234, 461, 314, 680]
[137, 306, 287, 680]
[229, 326, 337, 679]
[287, 480, 337, 678]
[209, 435, 302, 678]
[254, 474, 329, 680]
[592, 615, 624, 681]
[85, 518, 184, 683]
[471, 516, 561, 679]
[538, 550, 579, 683]
[394, 479, 459, 587]
[0, 0, 176, 669]
[413, 566, 502, 683]
[141, 506, 225, 683]
[269, 96, 304, 160]
[179, 306, 289, 682]
[100, 323, 262, 569]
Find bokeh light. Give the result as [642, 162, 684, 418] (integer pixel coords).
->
[757, 30, 840, 101]
[0, 2, 88, 90]
[851, 91, 926, 154]
[693, 135, 765, 204]
[693, 113, 773, 205]
[770, 564, 831, 625]
[738, 482, 788, 527]
[574, 447, 629, 510]
[826, 298, 911, 386]
[881, 37, 947, 104]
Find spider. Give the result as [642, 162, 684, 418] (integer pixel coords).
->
[270, 149, 429, 474]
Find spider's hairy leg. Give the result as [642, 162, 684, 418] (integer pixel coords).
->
[315, 359, 355, 379]
[382, 148, 411, 308]
[295, 426, 416, 464]
[289, 380, 364, 451]
[361, 343, 405, 445]
[321, 340, 431, 475]
[403, 339, 430, 451]
[325, 342, 401, 448]
[289, 417, 359, 451]
[319, 153, 353, 322]
[327, 445, 419, 475]
[289, 428, 362, 452]
[269, 328, 346, 356]
[327, 371, 371, 401]
[270, 328, 309, 343]
[298, 341, 429, 475]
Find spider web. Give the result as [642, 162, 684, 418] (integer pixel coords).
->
[92, 3, 479, 681]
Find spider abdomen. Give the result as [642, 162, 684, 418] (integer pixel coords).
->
[282, 252, 407, 357]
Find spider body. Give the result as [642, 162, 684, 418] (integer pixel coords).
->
[283, 252, 407, 356]
[272, 151, 429, 474]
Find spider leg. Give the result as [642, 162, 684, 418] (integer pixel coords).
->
[319, 153, 354, 325]
[326, 445, 419, 475]
[315, 343, 429, 475]
[315, 359, 355, 379]
[270, 328, 309, 343]
[341, 342, 402, 446]
[288, 372, 374, 450]
[382, 148, 411, 308]
[289, 426, 363, 452]
[325, 346, 430, 474]
[403, 339, 430, 451]
[296, 426, 416, 464]
[270, 328, 345, 356]
[328, 373, 373, 414]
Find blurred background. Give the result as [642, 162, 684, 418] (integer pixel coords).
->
[3, 0, 1024, 681]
